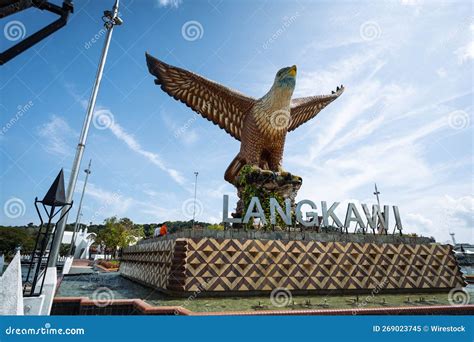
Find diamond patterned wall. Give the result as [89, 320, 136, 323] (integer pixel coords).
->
[120, 239, 177, 289]
[120, 237, 465, 295]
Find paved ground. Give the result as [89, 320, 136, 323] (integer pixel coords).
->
[72, 259, 91, 267]
[68, 259, 94, 274]
[68, 267, 94, 274]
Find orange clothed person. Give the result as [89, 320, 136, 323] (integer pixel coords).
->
[159, 224, 167, 236]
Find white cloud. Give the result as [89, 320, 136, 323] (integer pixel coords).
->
[156, 0, 182, 8]
[396, 193, 473, 242]
[63, 82, 88, 109]
[181, 130, 199, 145]
[28, 2, 471, 244]
[95, 108, 186, 185]
[436, 67, 447, 78]
[445, 195, 474, 229]
[401, 0, 420, 5]
[405, 213, 433, 230]
[290, 80, 383, 162]
[139, 202, 174, 221]
[295, 49, 384, 97]
[74, 181, 132, 222]
[284, 18, 473, 243]
[161, 111, 200, 146]
[455, 41, 474, 64]
[37, 116, 76, 156]
[76, 181, 172, 223]
[143, 188, 159, 197]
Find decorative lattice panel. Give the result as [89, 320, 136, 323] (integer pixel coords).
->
[121, 237, 465, 295]
[120, 239, 177, 289]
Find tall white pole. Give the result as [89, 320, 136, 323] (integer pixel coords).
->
[192, 172, 199, 230]
[49, 0, 122, 266]
[68, 159, 92, 257]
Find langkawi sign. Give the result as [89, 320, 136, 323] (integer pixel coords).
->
[222, 195, 403, 232]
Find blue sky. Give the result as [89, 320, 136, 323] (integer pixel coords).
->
[0, 0, 472, 243]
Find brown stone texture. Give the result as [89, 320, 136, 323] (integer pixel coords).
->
[120, 239, 177, 289]
[120, 237, 465, 295]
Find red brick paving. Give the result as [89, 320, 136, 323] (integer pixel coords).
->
[71, 259, 91, 267]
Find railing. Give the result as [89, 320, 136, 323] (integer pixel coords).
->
[138, 228, 434, 246]
[20, 255, 69, 263]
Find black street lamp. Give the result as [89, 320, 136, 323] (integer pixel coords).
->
[23, 169, 73, 297]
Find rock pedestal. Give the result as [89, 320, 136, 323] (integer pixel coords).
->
[233, 167, 302, 227]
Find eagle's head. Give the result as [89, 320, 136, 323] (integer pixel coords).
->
[274, 65, 297, 89]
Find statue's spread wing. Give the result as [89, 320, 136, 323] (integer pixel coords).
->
[146, 53, 256, 141]
[288, 86, 344, 132]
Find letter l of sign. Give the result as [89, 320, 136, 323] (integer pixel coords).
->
[222, 195, 242, 223]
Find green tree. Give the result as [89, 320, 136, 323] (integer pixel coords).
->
[96, 217, 143, 258]
[0, 227, 35, 256]
[208, 224, 224, 231]
[59, 243, 70, 256]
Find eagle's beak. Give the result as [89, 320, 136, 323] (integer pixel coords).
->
[288, 65, 297, 77]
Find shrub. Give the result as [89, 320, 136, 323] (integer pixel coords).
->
[98, 260, 120, 269]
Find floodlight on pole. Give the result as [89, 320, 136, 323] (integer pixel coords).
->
[48, 0, 123, 267]
[373, 183, 381, 208]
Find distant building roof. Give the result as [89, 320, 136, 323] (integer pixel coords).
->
[62, 231, 73, 244]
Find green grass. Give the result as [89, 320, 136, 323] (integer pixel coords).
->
[146, 291, 463, 313]
[57, 273, 473, 313]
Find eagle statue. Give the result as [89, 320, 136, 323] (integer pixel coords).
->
[146, 53, 344, 185]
